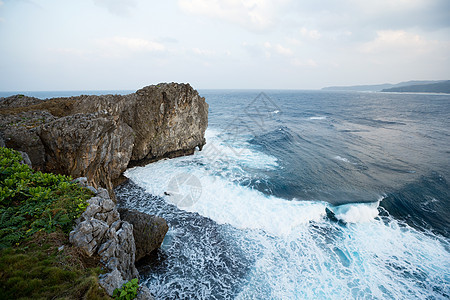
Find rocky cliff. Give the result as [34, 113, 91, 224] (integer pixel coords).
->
[0, 83, 208, 195]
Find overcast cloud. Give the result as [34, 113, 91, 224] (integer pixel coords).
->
[0, 0, 449, 90]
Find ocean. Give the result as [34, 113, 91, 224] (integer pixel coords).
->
[3, 89, 449, 299]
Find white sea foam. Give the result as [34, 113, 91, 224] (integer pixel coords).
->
[331, 201, 380, 223]
[124, 127, 450, 299]
[333, 155, 359, 165]
[235, 213, 450, 300]
[334, 155, 350, 163]
[202, 128, 279, 170]
[126, 158, 326, 236]
[125, 129, 383, 236]
[309, 116, 327, 120]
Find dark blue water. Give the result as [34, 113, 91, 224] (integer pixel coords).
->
[5, 89, 449, 298]
[202, 90, 450, 237]
[121, 90, 449, 299]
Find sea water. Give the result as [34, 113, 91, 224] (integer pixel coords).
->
[118, 90, 450, 299]
[4, 90, 449, 298]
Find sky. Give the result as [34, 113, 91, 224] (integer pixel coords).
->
[0, 0, 449, 91]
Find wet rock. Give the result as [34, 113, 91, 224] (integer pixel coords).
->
[118, 208, 169, 262]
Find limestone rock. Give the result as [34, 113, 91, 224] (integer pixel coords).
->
[124, 83, 208, 162]
[0, 94, 42, 109]
[69, 190, 138, 293]
[0, 83, 208, 194]
[137, 286, 155, 300]
[72, 177, 88, 187]
[69, 218, 109, 256]
[118, 208, 169, 262]
[98, 268, 125, 296]
[0, 111, 55, 171]
[18, 151, 32, 167]
[71, 83, 208, 164]
[38, 112, 135, 193]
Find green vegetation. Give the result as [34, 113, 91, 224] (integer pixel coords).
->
[0, 147, 110, 299]
[0, 232, 110, 299]
[113, 278, 139, 300]
[0, 147, 92, 248]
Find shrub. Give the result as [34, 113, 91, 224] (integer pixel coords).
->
[113, 278, 139, 300]
[0, 147, 93, 248]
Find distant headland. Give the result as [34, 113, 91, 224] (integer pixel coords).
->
[322, 80, 450, 93]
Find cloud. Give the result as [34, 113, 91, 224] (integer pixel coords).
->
[93, 0, 137, 16]
[104, 37, 165, 51]
[51, 48, 91, 57]
[274, 44, 293, 56]
[178, 0, 290, 31]
[96, 37, 166, 58]
[300, 27, 321, 40]
[292, 58, 317, 67]
[360, 30, 429, 55]
[263, 42, 293, 57]
[192, 47, 215, 56]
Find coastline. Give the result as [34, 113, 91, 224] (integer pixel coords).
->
[0, 83, 209, 298]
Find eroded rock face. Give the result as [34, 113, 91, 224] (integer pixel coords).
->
[118, 208, 169, 262]
[69, 187, 139, 295]
[0, 111, 56, 171]
[0, 83, 208, 194]
[39, 112, 135, 192]
[71, 83, 209, 163]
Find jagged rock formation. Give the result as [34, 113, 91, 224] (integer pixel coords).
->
[69, 179, 167, 298]
[118, 208, 169, 262]
[0, 83, 208, 195]
[69, 185, 139, 295]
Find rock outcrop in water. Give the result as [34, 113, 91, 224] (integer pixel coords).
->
[118, 208, 169, 262]
[0, 83, 208, 195]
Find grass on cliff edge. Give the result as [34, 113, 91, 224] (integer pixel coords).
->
[0, 147, 110, 299]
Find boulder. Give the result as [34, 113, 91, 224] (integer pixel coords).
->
[118, 208, 169, 262]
